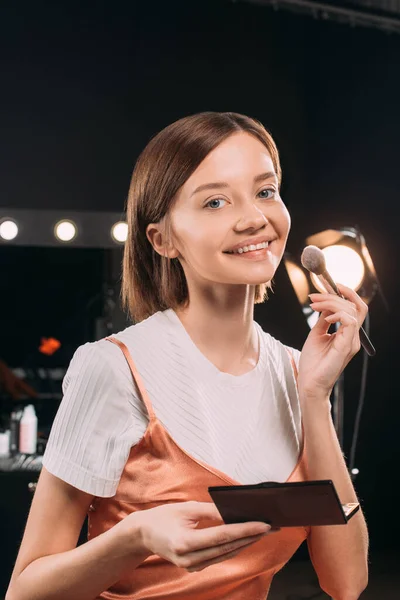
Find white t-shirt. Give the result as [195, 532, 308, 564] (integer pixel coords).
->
[43, 309, 303, 497]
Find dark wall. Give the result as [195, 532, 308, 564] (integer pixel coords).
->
[1, 0, 399, 552]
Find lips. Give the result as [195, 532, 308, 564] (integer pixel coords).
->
[223, 237, 277, 254]
[225, 241, 268, 254]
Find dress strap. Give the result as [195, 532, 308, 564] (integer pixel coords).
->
[105, 336, 156, 422]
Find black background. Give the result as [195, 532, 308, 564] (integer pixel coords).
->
[1, 0, 399, 555]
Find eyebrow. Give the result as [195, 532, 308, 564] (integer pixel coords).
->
[190, 171, 278, 197]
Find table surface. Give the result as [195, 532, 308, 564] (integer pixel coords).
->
[0, 453, 43, 472]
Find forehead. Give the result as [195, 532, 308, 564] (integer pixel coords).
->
[185, 132, 275, 191]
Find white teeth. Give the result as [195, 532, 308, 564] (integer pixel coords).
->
[228, 241, 270, 254]
[230, 242, 269, 254]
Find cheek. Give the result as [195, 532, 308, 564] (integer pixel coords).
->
[171, 213, 218, 256]
[274, 203, 291, 238]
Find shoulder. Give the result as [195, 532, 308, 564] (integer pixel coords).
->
[257, 325, 301, 372]
[108, 309, 180, 375]
[67, 311, 167, 384]
[62, 338, 126, 392]
[257, 325, 301, 363]
[113, 309, 173, 347]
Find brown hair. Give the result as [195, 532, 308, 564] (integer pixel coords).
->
[122, 111, 282, 323]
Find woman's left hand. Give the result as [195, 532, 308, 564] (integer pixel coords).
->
[297, 283, 369, 400]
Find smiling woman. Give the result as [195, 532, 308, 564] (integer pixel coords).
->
[122, 112, 287, 323]
[7, 112, 368, 600]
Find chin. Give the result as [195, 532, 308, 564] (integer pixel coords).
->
[232, 273, 276, 286]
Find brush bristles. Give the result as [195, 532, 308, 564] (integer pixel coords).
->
[301, 245, 326, 275]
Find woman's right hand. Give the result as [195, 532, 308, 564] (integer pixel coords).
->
[129, 500, 273, 573]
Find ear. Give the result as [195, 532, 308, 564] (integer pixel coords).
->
[146, 223, 179, 259]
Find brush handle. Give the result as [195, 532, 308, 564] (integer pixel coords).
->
[318, 271, 376, 357]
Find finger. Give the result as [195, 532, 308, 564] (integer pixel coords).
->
[310, 299, 357, 318]
[184, 501, 270, 537]
[324, 311, 360, 351]
[183, 501, 226, 523]
[186, 538, 263, 572]
[310, 310, 334, 335]
[183, 532, 268, 570]
[324, 310, 358, 328]
[336, 283, 368, 321]
[309, 287, 362, 310]
[187, 528, 280, 572]
[309, 282, 359, 302]
[335, 282, 361, 301]
[181, 519, 271, 554]
[309, 291, 357, 309]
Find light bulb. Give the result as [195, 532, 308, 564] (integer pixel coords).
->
[111, 221, 128, 243]
[0, 219, 18, 241]
[311, 245, 365, 292]
[54, 220, 77, 242]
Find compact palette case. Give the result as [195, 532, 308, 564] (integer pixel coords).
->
[208, 479, 360, 528]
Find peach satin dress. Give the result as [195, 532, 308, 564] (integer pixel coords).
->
[88, 337, 309, 599]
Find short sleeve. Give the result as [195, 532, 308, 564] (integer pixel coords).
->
[43, 341, 142, 497]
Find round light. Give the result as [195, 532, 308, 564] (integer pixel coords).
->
[310, 245, 365, 292]
[111, 221, 128, 243]
[54, 220, 77, 242]
[0, 219, 19, 241]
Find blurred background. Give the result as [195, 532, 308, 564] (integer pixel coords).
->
[0, 1, 399, 597]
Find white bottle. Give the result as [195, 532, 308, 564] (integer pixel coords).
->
[19, 405, 38, 454]
[0, 430, 10, 456]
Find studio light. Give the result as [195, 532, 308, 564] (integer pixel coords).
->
[305, 227, 378, 304]
[0, 209, 128, 248]
[285, 227, 379, 319]
[54, 220, 77, 243]
[0, 219, 19, 241]
[111, 221, 128, 244]
[284, 226, 385, 466]
[309, 245, 365, 294]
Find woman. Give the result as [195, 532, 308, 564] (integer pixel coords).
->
[6, 112, 368, 600]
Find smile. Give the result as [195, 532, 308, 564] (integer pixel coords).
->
[225, 241, 270, 254]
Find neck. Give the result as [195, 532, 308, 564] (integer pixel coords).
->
[174, 285, 259, 375]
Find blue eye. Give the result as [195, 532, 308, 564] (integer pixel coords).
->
[205, 198, 227, 209]
[258, 188, 276, 199]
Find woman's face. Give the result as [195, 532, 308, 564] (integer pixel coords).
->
[168, 131, 291, 290]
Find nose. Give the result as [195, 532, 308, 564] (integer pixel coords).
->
[234, 203, 268, 232]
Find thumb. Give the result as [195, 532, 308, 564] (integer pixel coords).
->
[311, 310, 332, 335]
[184, 501, 223, 522]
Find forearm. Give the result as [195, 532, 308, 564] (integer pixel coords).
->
[300, 395, 369, 600]
[7, 515, 150, 600]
